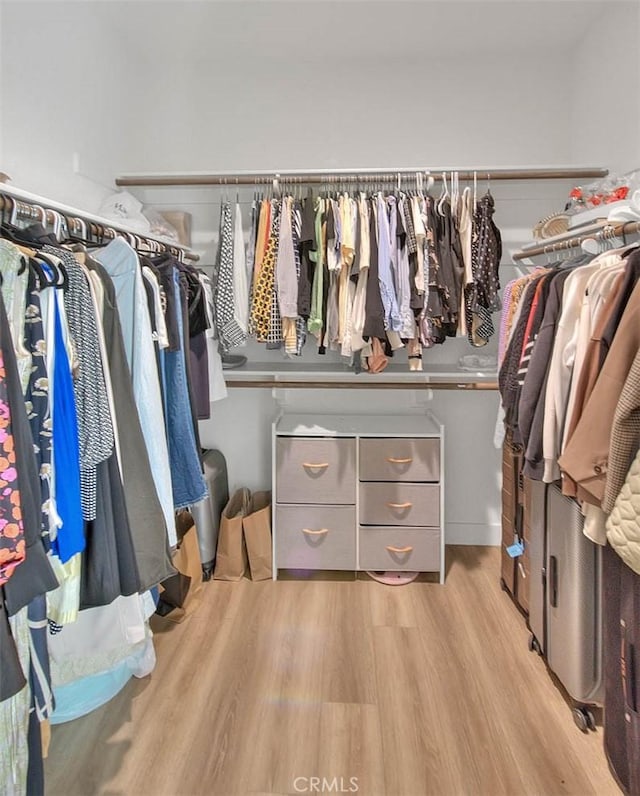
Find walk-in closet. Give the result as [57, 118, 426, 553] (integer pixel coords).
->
[1, 1, 639, 794]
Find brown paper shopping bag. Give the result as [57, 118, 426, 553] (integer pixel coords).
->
[157, 511, 203, 622]
[243, 491, 272, 581]
[213, 488, 251, 581]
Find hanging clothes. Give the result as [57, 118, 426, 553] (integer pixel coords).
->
[467, 192, 502, 346]
[95, 239, 177, 553]
[214, 202, 246, 351]
[154, 259, 208, 509]
[0, 346, 26, 587]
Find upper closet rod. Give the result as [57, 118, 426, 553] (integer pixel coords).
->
[115, 166, 608, 188]
[512, 219, 640, 261]
[0, 186, 199, 262]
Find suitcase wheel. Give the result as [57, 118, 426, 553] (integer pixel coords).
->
[572, 707, 596, 733]
[527, 634, 542, 655]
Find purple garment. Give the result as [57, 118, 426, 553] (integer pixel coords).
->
[376, 195, 402, 332]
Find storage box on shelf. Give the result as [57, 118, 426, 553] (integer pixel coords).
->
[272, 413, 445, 582]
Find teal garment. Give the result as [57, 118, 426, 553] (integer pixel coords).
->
[307, 199, 325, 335]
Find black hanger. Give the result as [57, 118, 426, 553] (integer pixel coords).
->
[1, 221, 43, 253]
[28, 256, 48, 286]
[36, 250, 68, 291]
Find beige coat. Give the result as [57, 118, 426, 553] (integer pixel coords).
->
[558, 278, 640, 506]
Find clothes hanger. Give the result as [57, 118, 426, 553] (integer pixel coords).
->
[451, 171, 459, 216]
[437, 172, 449, 216]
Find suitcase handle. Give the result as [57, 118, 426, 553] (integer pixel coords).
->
[302, 528, 329, 536]
[621, 619, 637, 712]
[386, 502, 413, 510]
[386, 545, 413, 554]
[386, 457, 413, 464]
[549, 556, 558, 608]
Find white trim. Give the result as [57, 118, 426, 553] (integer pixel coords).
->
[446, 523, 501, 546]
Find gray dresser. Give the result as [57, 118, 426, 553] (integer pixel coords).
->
[272, 413, 444, 582]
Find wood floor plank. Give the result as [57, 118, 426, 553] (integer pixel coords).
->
[320, 581, 377, 704]
[44, 547, 619, 796]
[317, 703, 385, 795]
[373, 625, 473, 795]
[367, 576, 422, 628]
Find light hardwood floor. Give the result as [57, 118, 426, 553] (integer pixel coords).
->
[45, 546, 619, 796]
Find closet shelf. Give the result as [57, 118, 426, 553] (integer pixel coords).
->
[116, 166, 609, 187]
[223, 362, 498, 390]
[0, 184, 199, 261]
[513, 218, 640, 261]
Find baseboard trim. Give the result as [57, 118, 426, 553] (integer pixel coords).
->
[446, 523, 501, 546]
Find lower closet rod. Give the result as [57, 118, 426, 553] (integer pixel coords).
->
[224, 380, 498, 390]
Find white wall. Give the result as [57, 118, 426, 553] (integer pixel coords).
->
[128, 52, 574, 173]
[570, 2, 640, 173]
[0, 2, 144, 210]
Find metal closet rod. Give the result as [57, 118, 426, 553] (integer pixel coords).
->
[224, 379, 499, 391]
[512, 219, 640, 261]
[0, 191, 199, 262]
[115, 166, 609, 188]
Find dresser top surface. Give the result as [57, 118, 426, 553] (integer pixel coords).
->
[275, 413, 442, 438]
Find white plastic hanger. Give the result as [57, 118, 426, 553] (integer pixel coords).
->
[451, 171, 459, 217]
[437, 172, 449, 216]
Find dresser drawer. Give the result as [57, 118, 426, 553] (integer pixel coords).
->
[359, 438, 440, 482]
[275, 505, 356, 570]
[276, 437, 356, 505]
[359, 483, 440, 527]
[359, 526, 440, 572]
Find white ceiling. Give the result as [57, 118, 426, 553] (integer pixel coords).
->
[5, 0, 616, 60]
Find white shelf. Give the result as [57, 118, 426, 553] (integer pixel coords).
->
[276, 412, 442, 438]
[223, 361, 497, 387]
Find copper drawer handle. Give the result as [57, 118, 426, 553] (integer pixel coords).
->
[302, 462, 329, 469]
[386, 545, 413, 554]
[302, 528, 329, 536]
[386, 456, 413, 464]
[386, 501, 413, 509]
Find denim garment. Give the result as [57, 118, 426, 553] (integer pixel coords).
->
[95, 239, 176, 546]
[160, 269, 207, 508]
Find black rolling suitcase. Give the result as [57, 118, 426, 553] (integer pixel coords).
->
[191, 450, 229, 580]
[603, 544, 640, 795]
